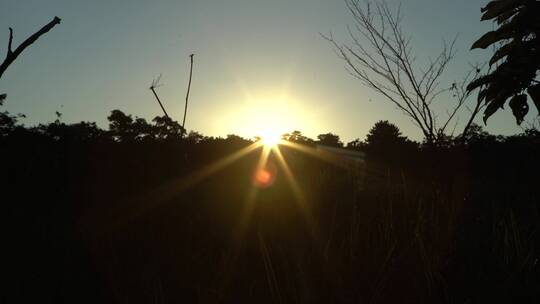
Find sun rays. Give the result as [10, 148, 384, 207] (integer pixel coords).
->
[230, 137, 333, 249]
[95, 132, 358, 244]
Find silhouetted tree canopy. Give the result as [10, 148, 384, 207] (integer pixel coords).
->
[461, 123, 501, 145]
[346, 138, 364, 150]
[468, 0, 540, 125]
[185, 131, 205, 144]
[0, 110, 20, 137]
[2, 104, 540, 303]
[365, 120, 405, 146]
[107, 109, 185, 142]
[364, 120, 417, 164]
[317, 132, 343, 147]
[282, 130, 315, 145]
[108, 110, 144, 142]
[151, 115, 184, 140]
[36, 120, 108, 143]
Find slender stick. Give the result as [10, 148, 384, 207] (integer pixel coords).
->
[182, 54, 194, 135]
[150, 86, 170, 119]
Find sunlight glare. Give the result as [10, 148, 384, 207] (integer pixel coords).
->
[214, 92, 319, 141]
[259, 129, 282, 147]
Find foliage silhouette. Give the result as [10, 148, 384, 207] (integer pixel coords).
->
[1, 106, 540, 303]
[364, 120, 417, 165]
[282, 130, 316, 146]
[1, 4, 539, 302]
[468, 0, 540, 124]
[107, 109, 185, 142]
[316, 132, 343, 147]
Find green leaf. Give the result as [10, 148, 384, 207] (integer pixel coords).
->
[528, 84, 540, 114]
[508, 94, 529, 124]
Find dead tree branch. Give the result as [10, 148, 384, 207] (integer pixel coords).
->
[149, 74, 170, 119]
[0, 16, 61, 80]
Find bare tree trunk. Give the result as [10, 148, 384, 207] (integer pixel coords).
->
[0, 16, 61, 80]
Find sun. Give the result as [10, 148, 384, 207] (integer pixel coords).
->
[213, 91, 319, 145]
[259, 129, 282, 147]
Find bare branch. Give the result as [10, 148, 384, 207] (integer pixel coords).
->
[7, 27, 13, 55]
[149, 74, 170, 119]
[325, 0, 479, 143]
[0, 16, 61, 79]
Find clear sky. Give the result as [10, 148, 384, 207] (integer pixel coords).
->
[1, 0, 532, 142]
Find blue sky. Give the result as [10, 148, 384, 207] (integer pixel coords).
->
[1, 0, 531, 141]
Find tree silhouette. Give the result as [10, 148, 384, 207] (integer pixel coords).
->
[317, 132, 343, 147]
[346, 138, 365, 150]
[108, 110, 140, 142]
[364, 120, 416, 164]
[107, 109, 185, 142]
[185, 131, 205, 144]
[37, 120, 107, 142]
[2, 105, 540, 303]
[365, 120, 405, 146]
[282, 130, 315, 145]
[467, 0, 540, 125]
[0, 108, 21, 137]
[151, 115, 184, 140]
[0, 97, 25, 137]
[324, 0, 483, 143]
[461, 123, 499, 145]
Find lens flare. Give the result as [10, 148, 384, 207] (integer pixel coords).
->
[252, 162, 277, 188]
[255, 169, 271, 184]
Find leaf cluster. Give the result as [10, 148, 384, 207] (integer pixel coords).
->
[468, 0, 540, 125]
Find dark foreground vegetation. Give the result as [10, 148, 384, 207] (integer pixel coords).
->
[2, 108, 540, 303]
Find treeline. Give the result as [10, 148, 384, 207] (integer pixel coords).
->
[3, 107, 540, 152]
[2, 107, 540, 303]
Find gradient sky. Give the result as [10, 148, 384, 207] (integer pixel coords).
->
[1, 0, 532, 142]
